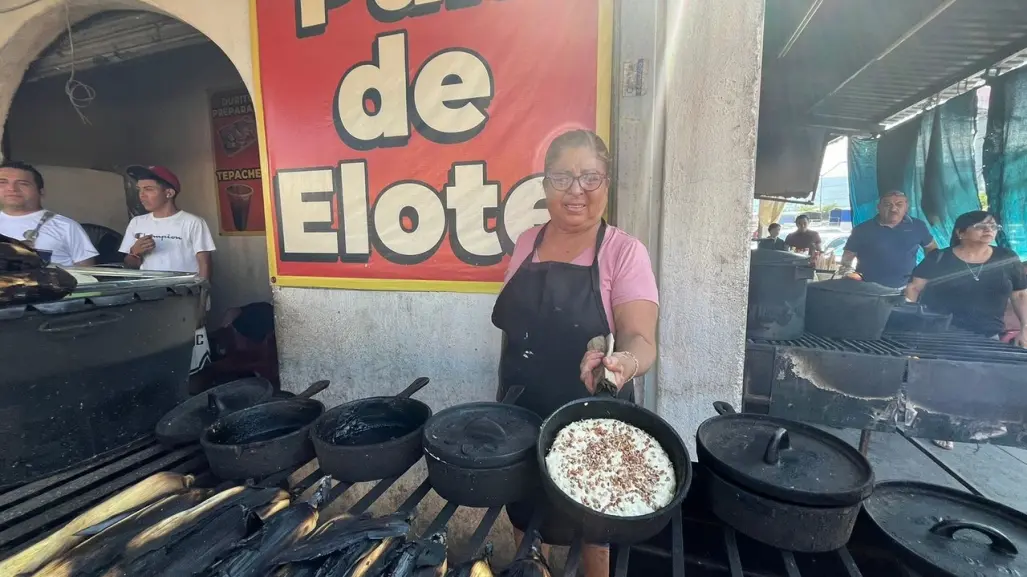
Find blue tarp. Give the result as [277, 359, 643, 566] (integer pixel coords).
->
[921, 90, 983, 248]
[848, 137, 879, 226]
[848, 92, 981, 248]
[984, 69, 1027, 257]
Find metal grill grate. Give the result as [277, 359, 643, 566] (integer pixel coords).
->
[750, 330, 1027, 366]
[0, 441, 912, 577]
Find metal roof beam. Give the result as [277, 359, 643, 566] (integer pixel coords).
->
[808, 0, 960, 113]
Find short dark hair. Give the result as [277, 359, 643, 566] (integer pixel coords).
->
[795, 214, 809, 223]
[768, 223, 781, 231]
[950, 210, 993, 247]
[0, 160, 44, 190]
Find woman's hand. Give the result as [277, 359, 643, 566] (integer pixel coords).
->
[579, 350, 638, 392]
[1015, 329, 1027, 348]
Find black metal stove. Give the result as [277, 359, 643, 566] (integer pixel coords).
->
[744, 330, 1027, 448]
[0, 439, 929, 577]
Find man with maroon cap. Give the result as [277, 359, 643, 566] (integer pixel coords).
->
[120, 165, 215, 278]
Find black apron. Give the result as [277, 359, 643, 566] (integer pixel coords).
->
[492, 220, 633, 537]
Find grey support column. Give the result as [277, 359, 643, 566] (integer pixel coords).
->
[610, 0, 664, 410]
[656, 0, 765, 449]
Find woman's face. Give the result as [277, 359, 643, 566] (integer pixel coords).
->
[543, 145, 609, 231]
[960, 216, 999, 245]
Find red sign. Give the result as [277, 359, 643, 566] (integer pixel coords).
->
[210, 88, 265, 235]
[253, 0, 609, 291]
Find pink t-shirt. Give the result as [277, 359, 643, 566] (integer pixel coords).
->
[503, 225, 659, 332]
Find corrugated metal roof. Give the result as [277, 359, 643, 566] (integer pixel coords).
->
[763, 0, 1027, 134]
[809, 0, 1027, 127]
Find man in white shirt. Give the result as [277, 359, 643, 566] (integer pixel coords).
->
[0, 160, 97, 267]
[120, 165, 216, 278]
[121, 165, 217, 378]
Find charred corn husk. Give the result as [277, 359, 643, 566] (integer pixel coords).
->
[124, 505, 265, 577]
[126, 485, 284, 558]
[0, 472, 194, 576]
[411, 531, 448, 577]
[202, 477, 331, 577]
[32, 490, 210, 577]
[445, 542, 493, 577]
[386, 531, 447, 577]
[272, 513, 411, 565]
[201, 505, 317, 577]
[310, 537, 380, 577]
[346, 536, 404, 577]
[498, 534, 551, 577]
[274, 562, 321, 577]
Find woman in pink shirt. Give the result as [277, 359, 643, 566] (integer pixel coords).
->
[492, 129, 659, 577]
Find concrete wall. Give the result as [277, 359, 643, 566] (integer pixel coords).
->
[6, 42, 270, 322]
[34, 166, 129, 233]
[655, 0, 764, 443]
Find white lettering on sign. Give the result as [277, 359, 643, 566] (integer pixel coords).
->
[339, 161, 371, 261]
[334, 32, 412, 150]
[412, 49, 493, 143]
[275, 162, 551, 265]
[334, 32, 494, 150]
[445, 163, 501, 264]
[499, 174, 547, 253]
[276, 168, 338, 257]
[373, 181, 447, 263]
[296, 0, 488, 35]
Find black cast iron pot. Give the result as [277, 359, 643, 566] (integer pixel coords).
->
[536, 389, 693, 545]
[696, 402, 874, 552]
[422, 386, 541, 508]
[863, 481, 1027, 577]
[201, 380, 329, 480]
[311, 377, 432, 482]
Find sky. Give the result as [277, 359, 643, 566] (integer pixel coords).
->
[821, 137, 848, 178]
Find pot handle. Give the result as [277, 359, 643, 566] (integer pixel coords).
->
[713, 401, 737, 415]
[296, 379, 330, 399]
[763, 428, 791, 465]
[501, 385, 525, 405]
[397, 377, 430, 399]
[207, 392, 229, 417]
[929, 519, 1019, 556]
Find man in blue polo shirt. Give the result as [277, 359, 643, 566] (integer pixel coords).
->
[839, 190, 937, 288]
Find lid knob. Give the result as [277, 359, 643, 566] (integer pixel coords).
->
[763, 428, 791, 465]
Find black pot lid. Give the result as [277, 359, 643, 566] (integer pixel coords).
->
[423, 402, 541, 468]
[808, 278, 901, 296]
[696, 414, 874, 506]
[865, 482, 1027, 577]
[750, 248, 812, 266]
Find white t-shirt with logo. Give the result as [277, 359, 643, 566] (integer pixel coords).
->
[118, 211, 216, 273]
[0, 210, 98, 266]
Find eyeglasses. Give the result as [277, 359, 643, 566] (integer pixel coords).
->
[971, 222, 1002, 232]
[545, 172, 608, 192]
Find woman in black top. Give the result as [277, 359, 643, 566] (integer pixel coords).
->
[906, 211, 1027, 451]
[905, 211, 1027, 344]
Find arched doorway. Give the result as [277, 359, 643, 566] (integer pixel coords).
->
[0, 2, 268, 313]
[0, 1, 276, 389]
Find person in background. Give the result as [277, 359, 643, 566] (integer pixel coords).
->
[785, 214, 822, 259]
[120, 165, 215, 277]
[757, 223, 788, 251]
[493, 129, 658, 577]
[904, 212, 1027, 448]
[121, 165, 217, 383]
[0, 160, 97, 267]
[839, 191, 937, 288]
[206, 302, 280, 390]
[1000, 260, 1027, 344]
